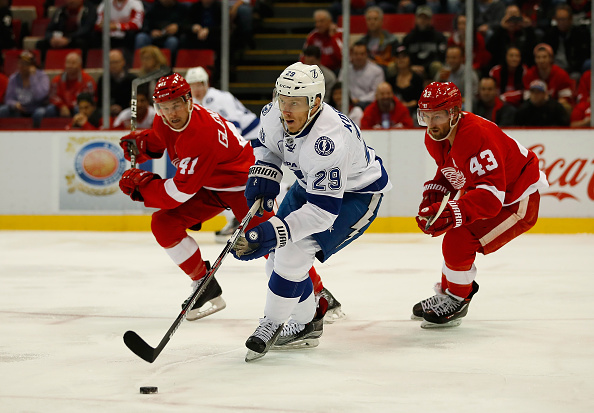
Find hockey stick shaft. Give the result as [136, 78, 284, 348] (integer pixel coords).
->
[123, 199, 263, 363]
[424, 190, 461, 230]
[128, 67, 170, 168]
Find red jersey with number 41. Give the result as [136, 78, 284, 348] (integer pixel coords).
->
[139, 104, 254, 210]
[425, 112, 548, 224]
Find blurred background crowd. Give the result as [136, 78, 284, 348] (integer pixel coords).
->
[0, 0, 591, 130]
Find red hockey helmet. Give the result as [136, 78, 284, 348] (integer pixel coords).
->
[153, 73, 191, 105]
[417, 82, 463, 137]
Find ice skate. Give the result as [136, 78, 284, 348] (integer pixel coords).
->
[317, 287, 345, 324]
[182, 262, 227, 321]
[214, 217, 240, 244]
[245, 317, 284, 362]
[272, 317, 324, 350]
[420, 281, 479, 328]
[411, 282, 447, 320]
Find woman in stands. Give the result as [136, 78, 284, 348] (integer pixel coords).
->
[489, 46, 527, 107]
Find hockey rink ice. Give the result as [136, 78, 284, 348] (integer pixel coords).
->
[0, 230, 593, 413]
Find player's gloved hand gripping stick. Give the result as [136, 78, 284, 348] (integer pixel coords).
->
[123, 199, 263, 363]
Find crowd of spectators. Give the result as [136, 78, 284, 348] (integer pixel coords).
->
[316, 1, 591, 129]
[0, 0, 592, 129]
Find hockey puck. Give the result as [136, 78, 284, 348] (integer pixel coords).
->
[139, 386, 158, 394]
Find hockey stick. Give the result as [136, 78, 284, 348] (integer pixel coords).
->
[123, 199, 263, 363]
[127, 67, 170, 167]
[424, 190, 461, 230]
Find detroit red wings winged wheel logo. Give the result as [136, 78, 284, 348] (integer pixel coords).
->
[441, 167, 466, 189]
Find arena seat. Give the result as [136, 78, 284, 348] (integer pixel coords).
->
[2, 49, 41, 76]
[44, 48, 82, 70]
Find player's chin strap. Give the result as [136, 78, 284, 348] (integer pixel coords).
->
[428, 110, 462, 142]
[280, 103, 323, 137]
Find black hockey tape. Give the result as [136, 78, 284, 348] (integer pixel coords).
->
[140, 386, 158, 394]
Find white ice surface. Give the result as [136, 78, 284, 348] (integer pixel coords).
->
[0, 231, 593, 413]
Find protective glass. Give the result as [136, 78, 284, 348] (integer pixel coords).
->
[417, 109, 450, 127]
[275, 91, 310, 113]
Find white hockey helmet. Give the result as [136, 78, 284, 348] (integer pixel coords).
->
[275, 62, 325, 110]
[185, 66, 209, 85]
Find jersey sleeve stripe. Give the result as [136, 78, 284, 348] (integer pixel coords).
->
[306, 193, 342, 215]
[164, 179, 195, 203]
[251, 139, 264, 148]
[476, 184, 505, 205]
[242, 118, 260, 136]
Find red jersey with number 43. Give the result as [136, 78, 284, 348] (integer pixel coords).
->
[425, 112, 548, 224]
[139, 104, 254, 209]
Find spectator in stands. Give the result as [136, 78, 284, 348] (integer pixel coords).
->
[302, 45, 336, 103]
[359, 6, 399, 78]
[570, 95, 590, 127]
[567, 0, 591, 27]
[542, 4, 591, 80]
[301, 9, 343, 74]
[328, 82, 364, 127]
[0, 51, 50, 128]
[435, 45, 479, 98]
[474, 0, 506, 41]
[137, 45, 170, 77]
[576, 70, 591, 103]
[230, 0, 254, 50]
[0, 0, 15, 50]
[135, 0, 185, 63]
[46, 51, 96, 118]
[67, 92, 103, 129]
[523, 43, 574, 114]
[361, 82, 413, 130]
[390, 45, 424, 123]
[447, 14, 491, 76]
[94, 0, 144, 59]
[339, 42, 385, 110]
[486, 4, 538, 68]
[472, 76, 516, 126]
[112, 86, 155, 129]
[0, 71, 6, 104]
[96, 49, 136, 117]
[181, 0, 222, 53]
[401, 5, 447, 81]
[488, 46, 527, 107]
[570, 97, 590, 127]
[514, 79, 570, 126]
[36, 0, 98, 63]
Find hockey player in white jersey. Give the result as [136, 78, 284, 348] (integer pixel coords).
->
[186, 66, 260, 140]
[232, 62, 392, 361]
[186, 66, 260, 241]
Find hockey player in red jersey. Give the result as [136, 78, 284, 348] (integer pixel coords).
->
[413, 82, 549, 328]
[118, 73, 337, 321]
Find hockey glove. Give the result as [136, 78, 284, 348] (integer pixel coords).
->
[232, 216, 290, 261]
[120, 130, 159, 164]
[119, 168, 160, 202]
[418, 180, 449, 213]
[416, 200, 465, 237]
[245, 161, 283, 216]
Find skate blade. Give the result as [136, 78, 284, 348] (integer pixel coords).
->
[323, 307, 346, 324]
[420, 318, 463, 329]
[271, 338, 319, 351]
[245, 349, 268, 362]
[186, 296, 227, 321]
[410, 314, 423, 321]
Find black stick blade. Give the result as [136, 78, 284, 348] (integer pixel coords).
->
[123, 330, 159, 363]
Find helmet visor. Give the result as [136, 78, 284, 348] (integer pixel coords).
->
[154, 96, 188, 117]
[275, 91, 310, 113]
[417, 109, 450, 127]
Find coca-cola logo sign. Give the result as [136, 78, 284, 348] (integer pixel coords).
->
[530, 144, 594, 202]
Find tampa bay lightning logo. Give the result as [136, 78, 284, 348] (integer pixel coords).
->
[285, 136, 296, 152]
[259, 128, 265, 143]
[314, 136, 335, 156]
[205, 97, 214, 104]
[261, 102, 273, 116]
